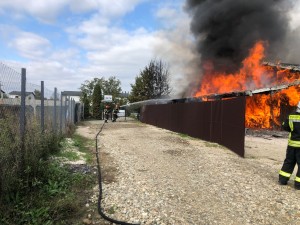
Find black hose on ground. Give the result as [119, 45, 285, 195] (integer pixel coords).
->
[95, 122, 140, 225]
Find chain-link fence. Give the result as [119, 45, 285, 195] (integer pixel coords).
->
[0, 63, 82, 135]
[0, 62, 82, 199]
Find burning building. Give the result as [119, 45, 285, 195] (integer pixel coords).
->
[183, 0, 300, 129]
[190, 42, 300, 129]
[125, 0, 300, 156]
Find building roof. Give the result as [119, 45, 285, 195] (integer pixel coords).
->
[61, 91, 82, 96]
[9, 91, 35, 96]
[1, 89, 5, 93]
[170, 79, 300, 103]
[263, 61, 300, 71]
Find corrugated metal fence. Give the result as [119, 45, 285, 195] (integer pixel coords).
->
[140, 97, 246, 157]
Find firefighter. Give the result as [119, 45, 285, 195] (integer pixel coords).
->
[112, 105, 119, 122]
[279, 101, 300, 189]
[104, 105, 111, 123]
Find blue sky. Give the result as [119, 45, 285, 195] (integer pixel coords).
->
[0, 0, 195, 94]
[0, 0, 299, 95]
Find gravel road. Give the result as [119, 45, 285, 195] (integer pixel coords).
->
[77, 119, 300, 225]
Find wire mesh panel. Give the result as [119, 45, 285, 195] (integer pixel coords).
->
[0, 63, 24, 198]
[0, 62, 22, 119]
[0, 61, 83, 204]
[0, 62, 82, 140]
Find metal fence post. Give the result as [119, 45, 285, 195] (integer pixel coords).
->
[53, 88, 57, 133]
[82, 103, 85, 120]
[60, 92, 63, 134]
[20, 68, 26, 172]
[20, 68, 26, 139]
[71, 98, 74, 124]
[41, 81, 44, 133]
[70, 98, 73, 124]
[72, 98, 75, 124]
[65, 96, 68, 125]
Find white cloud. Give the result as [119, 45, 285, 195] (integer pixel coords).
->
[66, 14, 129, 51]
[0, 0, 195, 95]
[26, 61, 78, 91]
[0, 0, 69, 23]
[9, 32, 52, 60]
[65, 12, 158, 91]
[0, 0, 147, 23]
[71, 0, 147, 17]
[77, 30, 157, 91]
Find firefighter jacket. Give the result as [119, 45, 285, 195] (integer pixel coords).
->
[282, 112, 300, 148]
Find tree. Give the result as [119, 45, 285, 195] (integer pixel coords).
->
[102, 76, 122, 101]
[80, 76, 123, 118]
[92, 83, 102, 119]
[128, 76, 148, 102]
[80, 78, 104, 103]
[128, 59, 171, 103]
[34, 89, 41, 100]
[82, 93, 91, 118]
[152, 59, 171, 98]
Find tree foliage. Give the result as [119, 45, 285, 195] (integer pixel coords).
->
[80, 76, 123, 118]
[102, 76, 122, 100]
[128, 59, 171, 103]
[92, 83, 102, 119]
[82, 93, 90, 118]
[34, 89, 41, 100]
[80, 78, 104, 103]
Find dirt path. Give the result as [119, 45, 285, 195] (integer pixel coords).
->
[76, 119, 300, 225]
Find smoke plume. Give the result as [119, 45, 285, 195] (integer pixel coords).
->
[185, 0, 293, 93]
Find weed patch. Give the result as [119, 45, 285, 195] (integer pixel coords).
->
[0, 162, 96, 225]
[204, 142, 227, 149]
[0, 118, 97, 224]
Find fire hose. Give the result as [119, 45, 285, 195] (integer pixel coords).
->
[95, 122, 140, 225]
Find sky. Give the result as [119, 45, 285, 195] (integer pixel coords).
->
[0, 0, 300, 96]
[0, 0, 193, 94]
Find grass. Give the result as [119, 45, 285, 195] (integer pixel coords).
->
[56, 151, 81, 161]
[0, 120, 97, 225]
[178, 133, 190, 138]
[107, 205, 118, 214]
[56, 134, 94, 164]
[174, 131, 228, 149]
[72, 134, 94, 164]
[204, 141, 227, 149]
[0, 161, 96, 225]
[204, 142, 220, 148]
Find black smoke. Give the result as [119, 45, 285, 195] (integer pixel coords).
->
[185, 0, 292, 73]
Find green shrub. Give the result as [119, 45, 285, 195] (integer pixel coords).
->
[0, 116, 62, 203]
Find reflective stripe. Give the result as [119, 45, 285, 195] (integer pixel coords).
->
[287, 115, 300, 146]
[289, 115, 300, 120]
[288, 139, 300, 147]
[289, 120, 294, 131]
[295, 177, 300, 183]
[279, 170, 291, 178]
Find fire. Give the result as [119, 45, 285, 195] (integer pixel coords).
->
[194, 41, 300, 129]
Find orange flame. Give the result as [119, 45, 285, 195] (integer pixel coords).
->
[194, 41, 300, 129]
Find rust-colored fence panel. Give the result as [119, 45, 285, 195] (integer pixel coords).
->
[141, 97, 246, 157]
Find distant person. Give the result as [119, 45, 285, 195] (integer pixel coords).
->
[279, 101, 300, 189]
[104, 105, 111, 123]
[112, 105, 119, 122]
